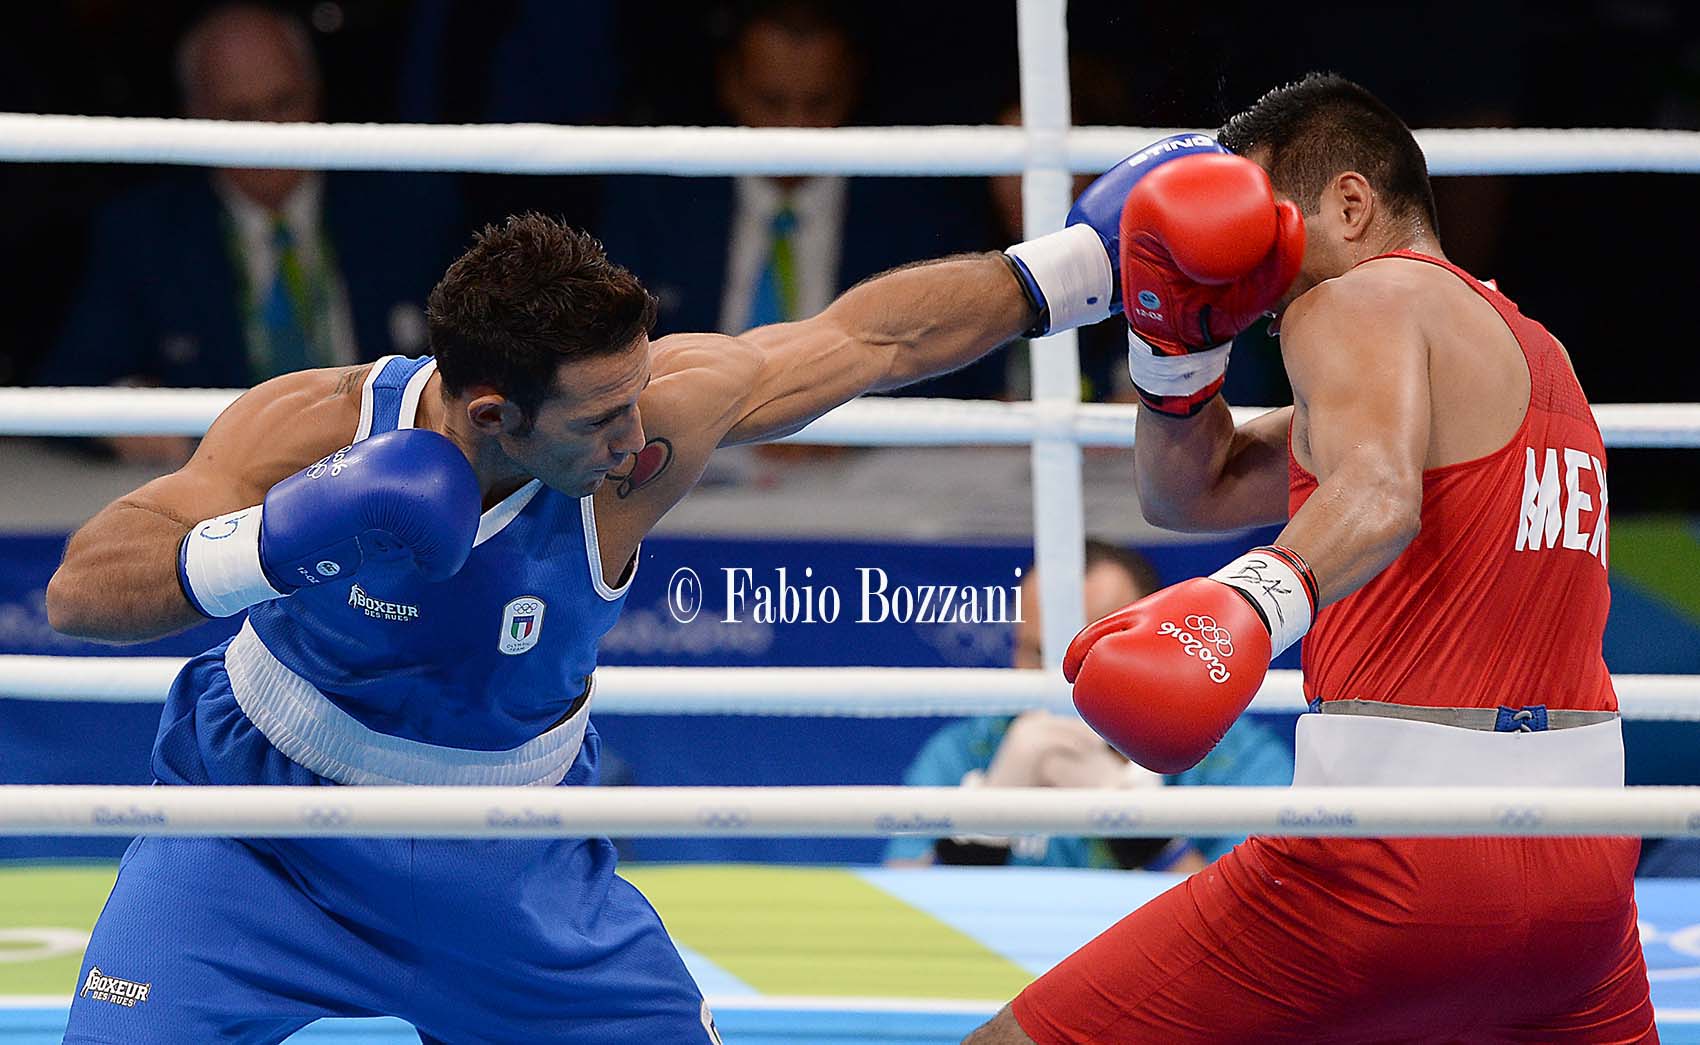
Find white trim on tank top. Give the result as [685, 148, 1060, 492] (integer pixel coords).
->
[581, 495, 639, 602]
[353, 354, 396, 442]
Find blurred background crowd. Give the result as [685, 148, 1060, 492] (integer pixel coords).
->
[1, 0, 1699, 508]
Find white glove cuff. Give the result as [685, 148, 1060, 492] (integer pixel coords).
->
[1209, 549, 1315, 657]
[1004, 224, 1115, 334]
[179, 505, 284, 618]
[1127, 331, 1232, 397]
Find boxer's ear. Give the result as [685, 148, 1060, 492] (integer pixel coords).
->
[464, 392, 523, 437]
[1329, 171, 1377, 242]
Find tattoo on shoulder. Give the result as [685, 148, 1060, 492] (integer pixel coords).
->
[328, 368, 363, 399]
[607, 437, 674, 499]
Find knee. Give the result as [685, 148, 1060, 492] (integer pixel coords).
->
[963, 1005, 1036, 1045]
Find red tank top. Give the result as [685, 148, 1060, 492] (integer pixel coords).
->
[1288, 251, 1615, 712]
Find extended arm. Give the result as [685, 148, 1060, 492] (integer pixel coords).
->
[722, 253, 1033, 445]
[721, 134, 1254, 445]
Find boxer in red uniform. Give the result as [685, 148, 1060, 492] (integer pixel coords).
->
[967, 73, 1655, 1044]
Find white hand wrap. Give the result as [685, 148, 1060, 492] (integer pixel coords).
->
[1004, 224, 1115, 334]
[1127, 330, 1232, 397]
[178, 505, 285, 618]
[1209, 547, 1316, 657]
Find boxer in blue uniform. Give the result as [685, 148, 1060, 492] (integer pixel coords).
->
[47, 135, 1254, 1044]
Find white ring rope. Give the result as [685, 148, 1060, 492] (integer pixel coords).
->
[0, 784, 1695, 838]
[3, 658, 1699, 721]
[1, 115, 1698, 176]
[7, 390, 1700, 448]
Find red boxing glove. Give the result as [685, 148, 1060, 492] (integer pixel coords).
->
[1120, 153, 1305, 417]
[1064, 546, 1317, 773]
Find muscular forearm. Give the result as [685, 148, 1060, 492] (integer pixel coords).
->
[826, 254, 1036, 391]
[1136, 399, 1235, 529]
[1135, 400, 1289, 532]
[47, 502, 204, 642]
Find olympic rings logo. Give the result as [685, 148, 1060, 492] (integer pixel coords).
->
[1156, 618, 1233, 684]
[696, 807, 751, 830]
[306, 445, 353, 480]
[1087, 808, 1146, 831]
[1183, 614, 1234, 657]
[1494, 806, 1545, 829]
[299, 805, 352, 829]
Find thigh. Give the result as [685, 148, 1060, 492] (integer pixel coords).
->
[1011, 841, 1491, 1045]
[1498, 885, 1656, 1044]
[1011, 857, 1329, 1045]
[63, 836, 400, 1045]
[410, 839, 717, 1045]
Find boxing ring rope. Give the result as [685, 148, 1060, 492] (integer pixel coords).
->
[5, 659, 1700, 722]
[5, 390, 1700, 447]
[0, 784, 1695, 838]
[2, 114, 1699, 176]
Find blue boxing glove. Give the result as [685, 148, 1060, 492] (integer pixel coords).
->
[1003, 133, 1225, 336]
[178, 428, 481, 618]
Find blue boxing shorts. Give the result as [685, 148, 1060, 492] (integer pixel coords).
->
[63, 638, 721, 1045]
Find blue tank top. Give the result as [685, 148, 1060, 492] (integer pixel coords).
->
[246, 356, 633, 750]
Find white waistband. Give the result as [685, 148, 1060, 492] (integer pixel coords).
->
[224, 620, 591, 786]
[1292, 713, 1624, 788]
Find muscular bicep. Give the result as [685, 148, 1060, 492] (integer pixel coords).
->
[49, 367, 364, 641]
[1278, 276, 1430, 605]
[123, 368, 365, 526]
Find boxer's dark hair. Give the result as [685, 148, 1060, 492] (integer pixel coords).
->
[427, 213, 657, 433]
[1219, 73, 1438, 232]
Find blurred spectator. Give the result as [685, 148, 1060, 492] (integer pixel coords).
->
[37, 3, 460, 465]
[885, 539, 1293, 870]
[597, 0, 1000, 397]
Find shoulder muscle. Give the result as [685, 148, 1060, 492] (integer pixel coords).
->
[124, 367, 368, 523]
[1281, 261, 1430, 480]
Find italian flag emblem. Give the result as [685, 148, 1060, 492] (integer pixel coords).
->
[499, 596, 546, 655]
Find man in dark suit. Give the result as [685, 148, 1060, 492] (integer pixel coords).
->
[39, 3, 460, 463]
[597, 0, 1002, 399]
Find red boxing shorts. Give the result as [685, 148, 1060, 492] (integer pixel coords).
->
[1012, 835, 1655, 1044]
